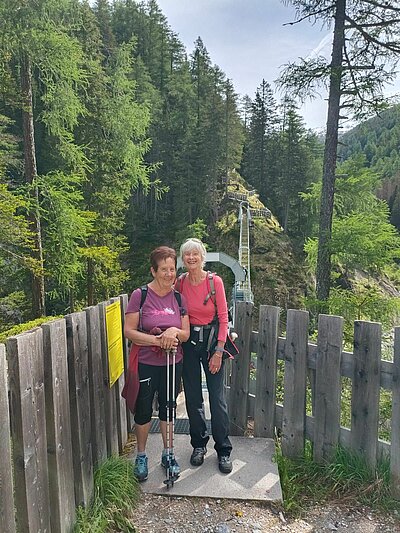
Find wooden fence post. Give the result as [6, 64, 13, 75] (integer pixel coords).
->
[111, 296, 128, 452]
[229, 301, 253, 436]
[351, 320, 381, 470]
[282, 309, 309, 459]
[42, 319, 76, 533]
[254, 305, 280, 438]
[7, 329, 51, 532]
[98, 301, 119, 456]
[66, 312, 94, 507]
[120, 293, 134, 433]
[0, 344, 16, 533]
[313, 314, 344, 463]
[391, 327, 400, 499]
[86, 305, 107, 466]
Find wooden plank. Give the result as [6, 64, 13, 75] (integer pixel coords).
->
[229, 302, 253, 436]
[85, 305, 107, 466]
[313, 314, 344, 462]
[111, 296, 128, 452]
[98, 301, 119, 456]
[7, 329, 51, 533]
[351, 321, 381, 469]
[282, 309, 309, 459]
[254, 305, 280, 438]
[42, 319, 76, 533]
[66, 312, 93, 507]
[0, 344, 16, 533]
[120, 293, 134, 433]
[391, 327, 400, 499]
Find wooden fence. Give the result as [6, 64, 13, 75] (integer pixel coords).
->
[2, 299, 400, 533]
[229, 302, 400, 500]
[0, 295, 132, 533]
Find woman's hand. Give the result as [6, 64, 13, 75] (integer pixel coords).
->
[209, 352, 223, 374]
[157, 327, 179, 351]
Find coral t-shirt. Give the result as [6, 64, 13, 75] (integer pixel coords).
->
[177, 274, 228, 342]
[125, 286, 187, 366]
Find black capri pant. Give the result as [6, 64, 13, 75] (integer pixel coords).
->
[134, 361, 183, 425]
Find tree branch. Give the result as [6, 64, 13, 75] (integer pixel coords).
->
[283, 5, 333, 26]
[345, 18, 400, 29]
[345, 14, 400, 53]
[361, 0, 400, 13]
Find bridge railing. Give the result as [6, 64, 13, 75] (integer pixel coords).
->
[229, 302, 400, 500]
[0, 294, 131, 533]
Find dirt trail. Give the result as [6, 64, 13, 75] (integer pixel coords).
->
[131, 493, 400, 532]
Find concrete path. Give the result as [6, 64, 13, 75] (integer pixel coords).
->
[130, 433, 282, 503]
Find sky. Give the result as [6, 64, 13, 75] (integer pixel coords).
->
[155, 0, 399, 132]
[156, 0, 332, 130]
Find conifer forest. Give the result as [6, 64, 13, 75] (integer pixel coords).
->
[1, 0, 400, 339]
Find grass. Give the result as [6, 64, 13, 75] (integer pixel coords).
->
[74, 455, 140, 533]
[275, 440, 400, 517]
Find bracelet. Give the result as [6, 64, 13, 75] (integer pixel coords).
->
[215, 347, 224, 353]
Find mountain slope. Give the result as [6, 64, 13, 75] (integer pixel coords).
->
[210, 170, 309, 314]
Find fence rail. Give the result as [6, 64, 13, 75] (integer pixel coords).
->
[230, 303, 400, 500]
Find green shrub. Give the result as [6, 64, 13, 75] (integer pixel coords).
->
[0, 316, 64, 343]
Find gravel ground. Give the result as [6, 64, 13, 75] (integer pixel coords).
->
[131, 493, 400, 533]
[123, 432, 400, 533]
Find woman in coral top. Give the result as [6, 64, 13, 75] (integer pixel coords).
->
[176, 238, 232, 474]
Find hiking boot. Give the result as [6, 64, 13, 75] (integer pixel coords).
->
[133, 454, 148, 482]
[190, 447, 207, 466]
[161, 451, 180, 477]
[218, 455, 232, 474]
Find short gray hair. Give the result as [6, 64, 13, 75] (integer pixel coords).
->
[180, 238, 206, 267]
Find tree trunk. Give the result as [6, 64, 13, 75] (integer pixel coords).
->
[21, 53, 45, 317]
[316, 0, 346, 303]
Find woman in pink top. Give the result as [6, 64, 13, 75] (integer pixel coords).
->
[124, 246, 190, 482]
[177, 238, 233, 474]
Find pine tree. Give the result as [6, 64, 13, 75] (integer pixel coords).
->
[241, 79, 279, 203]
[0, 0, 87, 316]
[277, 97, 320, 237]
[280, 0, 400, 302]
[74, 4, 151, 305]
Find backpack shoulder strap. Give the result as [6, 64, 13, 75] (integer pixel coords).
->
[203, 271, 217, 314]
[140, 285, 148, 307]
[139, 285, 148, 330]
[173, 289, 182, 307]
[175, 272, 187, 293]
[208, 272, 216, 302]
[173, 289, 185, 316]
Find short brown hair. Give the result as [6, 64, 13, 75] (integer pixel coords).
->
[150, 246, 177, 271]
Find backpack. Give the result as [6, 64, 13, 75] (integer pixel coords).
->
[175, 272, 238, 359]
[138, 285, 183, 331]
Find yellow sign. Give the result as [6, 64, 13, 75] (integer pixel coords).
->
[105, 301, 124, 387]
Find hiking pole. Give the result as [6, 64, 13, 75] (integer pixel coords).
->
[163, 347, 178, 489]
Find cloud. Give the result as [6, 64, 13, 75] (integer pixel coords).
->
[306, 32, 332, 60]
